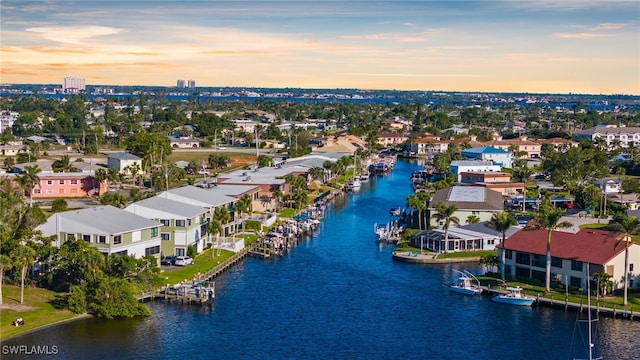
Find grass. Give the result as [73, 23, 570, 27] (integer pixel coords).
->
[437, 250, 496, 259]
[0, 285, 78, 340]
[278, 208, 296, 218]
[162, 248, 234, 285]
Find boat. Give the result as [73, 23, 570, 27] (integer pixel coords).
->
[491, 286, 535, 306]
[570, 263, 602, 360]
[359, 172, 370, 182]
[345, 178, 361, 192]
[389, 206, 401, 217]
[449, 270, 483, 295]
[374, 223, 389, 241]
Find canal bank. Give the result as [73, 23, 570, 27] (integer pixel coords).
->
[4, 158, 640, 360]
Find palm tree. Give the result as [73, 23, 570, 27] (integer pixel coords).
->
[406, 194, 424, 230]
[524, 200, 572, 292]
[94, 168, 108, 195]
[11, 245, 36, 304]
[272, 190, 284, 212]
[485, 211, 517, 280]
[213, 206, 231, 235]
[207, 219, 223, 258]
[0, 254, 13, 305]
[605, 214, 640, 306]
[19, 165, 41, 207]
[430, 202, 459, 252]
[466, 215, 480, 224]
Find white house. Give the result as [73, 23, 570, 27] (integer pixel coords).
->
[428, 186, 504, 230]
[36, 206, 162, 262]
[107, 152, 143, 174]
[449, 160, 502, 182]
[461, 146, 513, 168]
[125, 196, 210, 257]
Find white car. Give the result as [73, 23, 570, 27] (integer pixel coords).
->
[174, 256, 193, 266]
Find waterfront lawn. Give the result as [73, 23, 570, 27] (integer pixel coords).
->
[162, 248, 234, 285]
[278, 208, 296, 218]
[437, 250, 496, 259]
[0, 285, 77, 340]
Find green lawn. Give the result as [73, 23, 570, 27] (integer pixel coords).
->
[278, 208, 296, 218]
[162, 248, 234, 285]
[0, 285, 79, 340]
[437, 250, 496, 259]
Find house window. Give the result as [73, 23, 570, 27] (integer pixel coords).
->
[113, 250, 128, 256]
[145, 245, 160, 256]
[83, 234, 91, 242]
[98, 235, 106, 244]
[531, 254, 545, 268]
[176, 248, 186, 256]
[515, 252, 531, 265]
[71, 179, 78, 185]
[551, 257, 563, 268]
[505, 250, 513, 260]
[47, 180, 53, 185]
[160, 219, 170, 226]
[570, 276, 582, 288]
[161, 233, 170, 241]
[34, 189, 41, 194]
[151, 227, 158, 237]
[113, 235, 122, 245]
[571, 260, 583, 272]
[630, 264, 634, 272]
[176, 220, 186, 227]
[59, 180, 65, 185]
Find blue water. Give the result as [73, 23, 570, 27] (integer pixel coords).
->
[4, 160, 640, 359]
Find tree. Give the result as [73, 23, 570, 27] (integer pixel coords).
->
[51, 198, 68, 213]
[605, 214, 640, 306]
[11, 244, 36, 304]
[524, 199, 572, 292]
[485, 211, 517, 280]
[0, 254, 13, 305]
[207, 219, 223, 258]
[480, 254, 498, 273]
[18, 164, 41, 206]
[430, 202, 459, 251]
[466, 215, 480, 224]
[406, 192, 429, 230]
[52, 155, 77, 173]
[593, 271, 612, 299]
[94, 168, 108, 194]
[99, 192, 127, 208]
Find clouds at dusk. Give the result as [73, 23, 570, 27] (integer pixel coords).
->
[1, 1, 638, 94]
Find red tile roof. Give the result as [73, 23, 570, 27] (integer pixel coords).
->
[499, 228, 628, 265]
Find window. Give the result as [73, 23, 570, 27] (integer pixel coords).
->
[98, 235, 106, 244]
[176, 248, 186, 256]
[145, 245, 160, 256]
[82, 234, 91, 242]
[630, 264, 634, 272]
[531, 254, 545, 268]
[160, 219, 170, 226]
[47, 180, 53, 185]
[59, 180, 65, 185]
[515, 252, 531, 265]
[34, 189, 41, 194]
[571, 260, 583, 272]
[175, 220, 186, 227]
[113, 235, 122, 245]
[570, 276, 582, 288]
[551, 257, 563, 268]
[161, 233, 170, 241]
[71, 179, 78, 185]
[113, 250, 128, 256]
[505, 250, 513, 260]
[151, 227, 158, 237]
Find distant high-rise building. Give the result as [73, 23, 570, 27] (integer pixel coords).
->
[187, 80, 196, 89]
[63, 77, 85, 93]
[176, 80, 186, 88]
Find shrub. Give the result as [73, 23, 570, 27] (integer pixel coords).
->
[51, 198, 68, 213]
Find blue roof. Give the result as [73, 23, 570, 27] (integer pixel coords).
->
[462, 146, 509, 155]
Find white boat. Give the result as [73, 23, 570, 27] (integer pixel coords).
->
[359, 172, 370, 182]
[374, 223, 389, 241]
[346, 178, 361, 192]
[491, 286, 535, 306]
[389, 206, 401, 217]
[449, 270, 483, 295]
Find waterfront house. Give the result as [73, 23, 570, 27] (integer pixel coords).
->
[376, 132, 408, 147]
[449, 160, 502, 182]
[157, 185, 241, 236]
[498, 228, 640, 291]
[459, 171, 524, 197]
[36, 205, 162, 262]
[125, 196, 210, 257]
[408, 136, 449, 156]
[573, 125, 640, 149]
[107, 152, 143, 174]
[428, 186, 504, 228]
[461, 146, 513, 168]
[413, 225, 505, 253]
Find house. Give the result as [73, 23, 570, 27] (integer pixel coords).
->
[409, 136, 449, 155]
[125, 196, 209, 257]
[461, 146, 513, 168]
[536, 137, 578, 152]
[428, 186, 504, 228]
[413, 226, 502, 253]
[459, 171, 524, 196]
[485, 136, 542, 159]
[36, 205, 162, 262]
[377, 132, 408, 147]
[594, 177, 622, 194]
[157, 185, 242, 236]
[573, 125, 640, 149]
[0, 145, 23, 156]
[449, 160, 502, 182]
[107, 152, 143, 174]
[499, 228, 640, 291]
[33, 173, 107, 198]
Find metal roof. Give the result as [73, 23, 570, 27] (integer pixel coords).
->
[125, 196, 208, 218]
[107, 152, 142, 160]
[158, 185, 237, 207]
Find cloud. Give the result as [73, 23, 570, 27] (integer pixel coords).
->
[590, 23, 625, 31]
[25, 25, 126, 44]
[555, 32, 610, 39]
[346, 73, 488, 78]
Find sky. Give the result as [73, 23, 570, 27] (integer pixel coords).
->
[1, 0, 639, 94]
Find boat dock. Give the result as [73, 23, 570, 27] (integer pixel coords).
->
[481, 286, 639, 321]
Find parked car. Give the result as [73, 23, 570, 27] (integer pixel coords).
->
[161, 256, 176, 266]
[174, 256, 193, 266]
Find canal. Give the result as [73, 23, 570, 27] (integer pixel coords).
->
[4, 159, 640, 359]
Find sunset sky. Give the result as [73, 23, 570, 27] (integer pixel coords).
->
[2, 1, 639, 94]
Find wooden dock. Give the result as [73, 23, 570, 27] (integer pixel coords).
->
[482, 286, 639, 321]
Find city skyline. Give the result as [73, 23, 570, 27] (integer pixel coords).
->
[1, 1, 639, 95]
